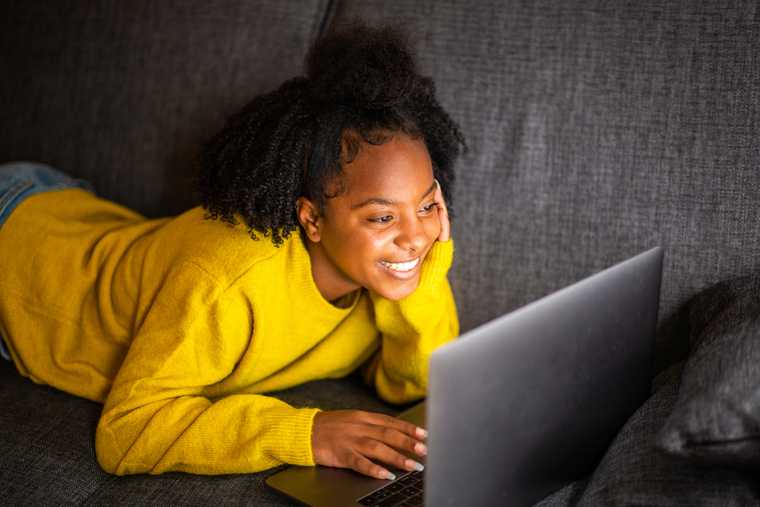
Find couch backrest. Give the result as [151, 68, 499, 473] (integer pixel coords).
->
[329, 0, 760, 369]
[2, 0, 759, 370]
[0, 0, 331, 218]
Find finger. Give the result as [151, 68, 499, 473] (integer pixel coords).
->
[438, 205, 450, 242]
[365, 424, 428, 459]
[434, 179, 450, 242]
[353, 413, 428, 459]
[350, 451, 397, 481]
[357, 438, 425, 473]
[434, 179, 449, 214]
[434, 185, 450, 243]
[354, 411, 426, 441]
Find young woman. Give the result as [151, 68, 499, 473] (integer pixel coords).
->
[0, 22, 465, 481]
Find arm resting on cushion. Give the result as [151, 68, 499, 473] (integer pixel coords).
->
[95, 261, 320, 475]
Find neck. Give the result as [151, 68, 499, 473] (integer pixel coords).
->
[302, 233, 360, 303]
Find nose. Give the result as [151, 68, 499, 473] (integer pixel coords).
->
[395, 214, 428, 255]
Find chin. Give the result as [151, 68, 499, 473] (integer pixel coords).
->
[370, 256, 425, 300]
[374, 277, 420, 301]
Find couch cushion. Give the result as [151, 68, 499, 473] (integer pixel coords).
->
[577, 362, 759, 506]
[0, 0, 331, 218]
[329, 0, 760, 371]
[0, 360, 106, 504]
[656, 275, 760, 466]
[534, 480, 588, 507]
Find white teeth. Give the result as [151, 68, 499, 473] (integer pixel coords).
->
[381, 257, 420, 272]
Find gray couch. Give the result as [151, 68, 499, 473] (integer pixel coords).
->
[2, 1, 759, 505]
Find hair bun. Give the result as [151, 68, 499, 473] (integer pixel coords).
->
[305, 22, 420, 110]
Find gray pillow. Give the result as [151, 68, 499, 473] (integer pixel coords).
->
[577, 362, 759, 506]
[656, 275, 760, 466]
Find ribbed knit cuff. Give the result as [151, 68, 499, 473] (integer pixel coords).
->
[261, 406, 322, 466]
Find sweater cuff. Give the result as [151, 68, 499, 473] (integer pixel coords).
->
[261, 406, 322, 466]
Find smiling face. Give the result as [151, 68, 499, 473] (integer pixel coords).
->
[297, 132, 441, 302]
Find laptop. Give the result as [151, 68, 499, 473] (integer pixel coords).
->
[266, 247, 664, 506]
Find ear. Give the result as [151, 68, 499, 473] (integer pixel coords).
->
[296, 197, 322, 242]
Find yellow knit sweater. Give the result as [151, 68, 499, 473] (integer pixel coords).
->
[0, 188, 458, 475]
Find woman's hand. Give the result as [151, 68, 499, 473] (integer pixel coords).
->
[312, 410, 428, 480]
[434, 179, 450, 242]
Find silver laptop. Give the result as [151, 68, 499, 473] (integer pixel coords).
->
[266, 247, 664, 507]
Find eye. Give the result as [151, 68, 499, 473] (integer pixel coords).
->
[368, 215, 394, 224]
[420, 202, 438, 214]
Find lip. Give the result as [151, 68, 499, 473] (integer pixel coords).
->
[378, 256, 421, 280]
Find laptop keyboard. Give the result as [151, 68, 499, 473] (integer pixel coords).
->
[357, 470, 424, 506]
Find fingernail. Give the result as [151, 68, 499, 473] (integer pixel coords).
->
[383, 470, 396, 481]
[414, 442, 427, 456]
[416, 427, 428, 439]
[406, 459, 424, 472]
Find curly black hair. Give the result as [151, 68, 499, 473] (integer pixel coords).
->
[195, 20, 466, 246]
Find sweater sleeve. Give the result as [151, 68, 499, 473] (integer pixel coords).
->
[95, 261, 320, 475]
[361, 239, 459, 404]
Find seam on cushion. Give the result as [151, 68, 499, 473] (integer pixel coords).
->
[682, 435, 760, 447]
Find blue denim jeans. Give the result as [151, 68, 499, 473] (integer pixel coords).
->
[0, 161, 95, 360]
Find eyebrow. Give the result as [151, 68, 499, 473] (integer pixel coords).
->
[350, 180, 437, 210]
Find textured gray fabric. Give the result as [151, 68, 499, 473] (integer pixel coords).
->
[577, 362, 760, 506]
[657, 275, 760, 465]
[329, 0, 760, 371]
[534, 480, 588, 507]
[0, 0, 329, 219]
[0, 360, 104, 505]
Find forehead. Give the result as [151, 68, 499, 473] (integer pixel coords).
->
[339, 134, 433, 199]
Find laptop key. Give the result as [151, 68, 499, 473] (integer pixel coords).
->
[359, 487, 399, 505]
[376, 492, 406, 507]
[358, 489, 392, 505]
[371, 488, 394, 500]
[385, 482, 406, 493]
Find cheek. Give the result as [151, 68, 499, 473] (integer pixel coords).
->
[356, 229, 394, 260]
[328, 225, 390, 266]
[423, 214, 441, 240]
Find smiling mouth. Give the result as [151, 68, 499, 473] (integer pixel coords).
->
[379, 257, 421, 273]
